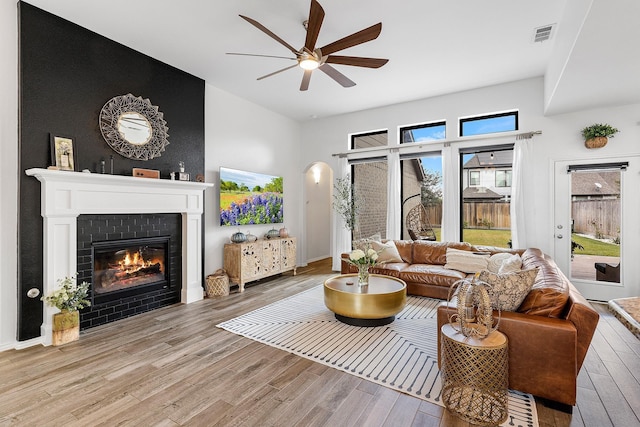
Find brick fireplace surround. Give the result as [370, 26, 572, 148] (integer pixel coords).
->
[26, 168, 213, 346]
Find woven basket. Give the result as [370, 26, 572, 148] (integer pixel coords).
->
[585, 136, 608, 149]
[206, 269, 229, 297]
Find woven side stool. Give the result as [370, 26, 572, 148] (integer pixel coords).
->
[440, 323, 508, 426]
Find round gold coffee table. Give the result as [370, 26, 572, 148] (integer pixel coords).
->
[323, 274, 407, 326]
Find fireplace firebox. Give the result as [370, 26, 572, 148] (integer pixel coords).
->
[76, 213, 182, 330]
[92, 237, 169, 301]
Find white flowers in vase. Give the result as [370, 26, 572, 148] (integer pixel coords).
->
[347, 246, 382, 286]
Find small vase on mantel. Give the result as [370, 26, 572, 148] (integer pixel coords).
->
[52, 310, 80, 346]
[357, 265, 370, 287]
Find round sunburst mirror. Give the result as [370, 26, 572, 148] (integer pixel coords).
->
[99, 94, 169, 160]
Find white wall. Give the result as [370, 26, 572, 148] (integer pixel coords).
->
[0, 0, 19, 350]
[203, 85, 302, 276]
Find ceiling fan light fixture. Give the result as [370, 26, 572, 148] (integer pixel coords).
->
[299, 57, 319, 70]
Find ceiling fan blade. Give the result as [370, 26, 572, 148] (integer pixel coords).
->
[318, 22, 382, 56]
[257, 64, 299, 80]
[300, 69, 313, 91]
[227, 52, 296, 61]
[239, 15, 299, 55]
[319, 64, 356, 88]
[325, 55, 388, 68]
[304, 0, 325, 52]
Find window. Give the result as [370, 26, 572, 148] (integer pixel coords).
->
[460, 111, 518, 137]
[352, 130, 387, 149]
[496, 170, 512, 187]
[469, 171, 480, 186]
[460, 147, 514, 248]
[401, 121, 446, 143]
[399, 122, 445, 241]
[351, 131, 388, 239]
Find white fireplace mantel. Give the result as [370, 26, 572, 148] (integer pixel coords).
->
[26, 168, 214, 346]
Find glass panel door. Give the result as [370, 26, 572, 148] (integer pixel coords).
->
[554, 157, 640, 301]
[569, 170, 620, 283]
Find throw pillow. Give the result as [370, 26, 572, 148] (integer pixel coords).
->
[498, 254, 523, 273]
[478, 268, 538, 311]
[444, 248, 490, 274]
[370, 240, 403, 263]
[487, 253, 512, 273]
[352, 232, 381, 251]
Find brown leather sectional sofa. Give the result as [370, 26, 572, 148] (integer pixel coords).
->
[341, 240, 599, 408]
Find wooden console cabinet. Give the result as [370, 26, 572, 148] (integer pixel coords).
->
[223, 237, 297, 292]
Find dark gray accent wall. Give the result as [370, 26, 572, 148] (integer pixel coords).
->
[18, 2, 205, 340]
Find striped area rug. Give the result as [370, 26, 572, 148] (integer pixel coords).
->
[217, 285, 538, 427]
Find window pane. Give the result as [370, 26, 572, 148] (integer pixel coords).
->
[400, 122, 445, 242]
[496, 170, 512, 187]
[461, 149, 513, 248]
[352, 131, 387, 149]
[351, 131, 388, 239]
[460, 112, 518, 137]
[470, 171, 480, 186]
[353, 161, 387, 239]
[401, 155, 442, 241]
[401, 122, 446, 143]
[569, 170, 620, 282]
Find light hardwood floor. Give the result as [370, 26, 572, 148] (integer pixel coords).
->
[0, 259, 638, 426]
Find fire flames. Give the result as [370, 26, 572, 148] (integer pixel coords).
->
[118, 250, 158, 274]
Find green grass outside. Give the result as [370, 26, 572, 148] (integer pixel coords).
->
[462, 228, 512, 248]
[429, 228, 620, 256]
[428, 228, 511, 248]
[571, 233, 620, 257]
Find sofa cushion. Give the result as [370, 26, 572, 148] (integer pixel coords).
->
[412, 241, 473, 265]
[517, 248, 570, 318]
[487, 253, 512, 273]
[370, 240, 403, 263]
[444, 248, 490, 273]
[393, 240, 413, 263]
[499, 254, 523, 273]
[352, 233, 381, 251]
[370, 263, 408, 277]
[398, 264, 467, 288]
[478, 268, 538, 311]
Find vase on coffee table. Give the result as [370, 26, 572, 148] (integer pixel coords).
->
[357, 265, 370, 287]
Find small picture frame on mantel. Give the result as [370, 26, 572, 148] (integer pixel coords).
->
[50, 134, 77, 171]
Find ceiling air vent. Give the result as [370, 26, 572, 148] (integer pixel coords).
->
[533, 24, 555, 43]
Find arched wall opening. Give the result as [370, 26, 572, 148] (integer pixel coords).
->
[302, 162, 333, 265]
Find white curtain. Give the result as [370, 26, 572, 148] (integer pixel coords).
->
[441, 145, 460, 242]
[510, 137, 532, 249]
[386, 150, 401, 240]
[332, 157, 351, 271]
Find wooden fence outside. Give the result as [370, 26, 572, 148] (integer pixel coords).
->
[462, 202, 511, 229]
[413, 202, 511, 230]
[571, 199, 620, 239]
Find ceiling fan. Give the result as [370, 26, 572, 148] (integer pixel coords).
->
[228, 0, 389, 91]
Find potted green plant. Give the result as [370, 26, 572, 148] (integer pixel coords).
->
[581, 123, 619, 149]
[42, 276, 90, 346]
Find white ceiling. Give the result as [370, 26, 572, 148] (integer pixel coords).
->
[24, 0, 640, 122]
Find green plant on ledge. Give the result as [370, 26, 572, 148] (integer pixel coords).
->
[581, 123, 619, 140]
